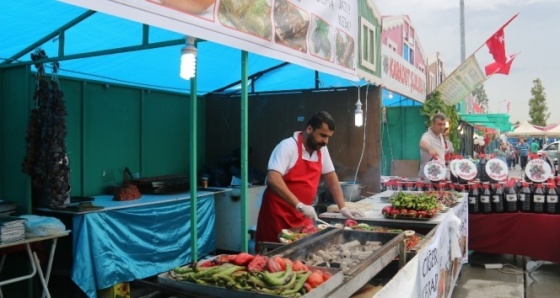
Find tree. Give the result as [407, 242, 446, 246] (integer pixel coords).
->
[528, 78, 550, 126]
[472, 85, 489, 112]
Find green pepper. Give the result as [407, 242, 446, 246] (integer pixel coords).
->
[247, 274, 267, 288]
[260, 263, 293, 286]
[193, 265, 223, 279]
[271, 267, 297, 290]
[279, 271, 311, 296]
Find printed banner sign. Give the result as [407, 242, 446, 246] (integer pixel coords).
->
[381, 44, 426, 103]
[418, 204, 468, 298]
[62, 0, 360, 81]
[436, 55, 486, 105]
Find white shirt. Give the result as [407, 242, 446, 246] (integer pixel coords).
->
[418, 128, 446, 178]
[268, 132, 335, 176]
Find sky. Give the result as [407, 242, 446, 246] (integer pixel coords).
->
[374, 0, 559, 125]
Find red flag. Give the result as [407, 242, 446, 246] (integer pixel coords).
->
[486, 28, 507, 64]
[473, 102, 483, 114]
[485, 53, 517, 76]
[484, 13, 518, 64]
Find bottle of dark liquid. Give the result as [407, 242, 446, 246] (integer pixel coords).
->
[480, 183, 492, 213]
[404, 182, 414, 192]
[468, 183, 480, 214]
[492, 183, 505, 213]
[505, 182, 518, 212]
[545, 183, 558, 214]
[424, 182, 434, 191]
[519, 182, 532, 212]
[478, 156, 490, 182]
[532, 183, 545, 213]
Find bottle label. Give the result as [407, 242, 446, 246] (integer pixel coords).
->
[480, 195, 490, 203]
[547, 195, 558, 203]
[534, 195, 545, 203]
[492, 195, 502, 203]
[469, 197, 477, 204]
[506, 194, 517, 202]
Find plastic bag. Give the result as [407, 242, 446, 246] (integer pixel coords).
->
[19, 214, 66, 238]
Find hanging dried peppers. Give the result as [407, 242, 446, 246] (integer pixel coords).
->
[22, 49, 70, 208]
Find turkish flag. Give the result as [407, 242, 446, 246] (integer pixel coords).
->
[486, 28, 507, 64]
[485, 54, 517, 76]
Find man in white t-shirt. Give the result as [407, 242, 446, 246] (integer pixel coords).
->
[256, 111, 364, 245]
[418, 113, 449, 179]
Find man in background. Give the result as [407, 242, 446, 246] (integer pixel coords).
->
[517, 139, 530, 170]
[418, 113, 449, 178]
[530, 139, 539, 154]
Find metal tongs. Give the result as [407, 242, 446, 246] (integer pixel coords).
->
[315, 218, 334, 228]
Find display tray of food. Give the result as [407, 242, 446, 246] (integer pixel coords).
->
[158, 252, 344, 298]
[380, 191, 460, 220]
[265, 228, 405, 296]
[314, 219, 437, 254]
[265, 228, 404, 275]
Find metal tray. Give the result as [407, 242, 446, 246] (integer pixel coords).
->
[265, 228, 405, 296]
[158, 265, 343, 298]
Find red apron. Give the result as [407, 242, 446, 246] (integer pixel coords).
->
[256, 133, 322, 245]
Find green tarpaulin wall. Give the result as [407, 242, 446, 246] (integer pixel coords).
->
[381, 106, 425, 176]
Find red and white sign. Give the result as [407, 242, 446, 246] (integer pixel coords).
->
[62, 0, 361, 81]
[381, 44, 426, 103]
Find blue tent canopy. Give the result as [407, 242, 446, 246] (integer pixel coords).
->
[1, 0, 364, 95]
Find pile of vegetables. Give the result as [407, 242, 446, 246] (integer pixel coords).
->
[278, 225, 321, 244]
[382, 192, 441, 219]
[169, 253, 331, 296]
[343, 220, 422, 251]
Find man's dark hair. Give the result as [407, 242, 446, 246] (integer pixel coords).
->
[307, 111, 335, 131]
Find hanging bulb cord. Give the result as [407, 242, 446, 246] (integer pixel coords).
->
[353, 84, 369, 184]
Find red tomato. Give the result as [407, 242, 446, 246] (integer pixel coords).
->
[292, 259, 308, 272]
[345, 219, 358, 227]
[232, 253, 254, 266]
[306, 271, 324, 288]
[273, 256, 286, 271]
[247, 255, 268, 272]
[267, 257, 282, 272]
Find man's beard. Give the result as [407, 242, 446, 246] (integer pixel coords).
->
[307, 137, 325, 151]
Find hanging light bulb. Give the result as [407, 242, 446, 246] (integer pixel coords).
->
[180, 36, 197, 80]
[354, 98, 363, 127]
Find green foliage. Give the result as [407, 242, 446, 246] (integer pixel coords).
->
[472, 85, 489, 112]
[420, 91, 460, 152]
[528, 78, 550, 126]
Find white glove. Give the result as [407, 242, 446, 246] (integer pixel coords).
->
[296, 203, 318, 220]
[340, 207, 365, 219]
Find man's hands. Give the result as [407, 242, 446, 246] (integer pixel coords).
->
[296, 202, 318, 220]
[340, 207, 365, 219]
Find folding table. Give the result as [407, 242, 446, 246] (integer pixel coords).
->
[0, 231, 71, 298]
